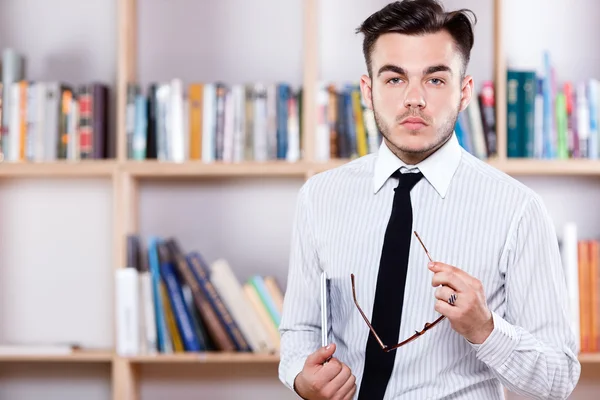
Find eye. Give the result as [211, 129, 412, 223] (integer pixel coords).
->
[387, 77, 403, 85]
[428, 78, 444, 86]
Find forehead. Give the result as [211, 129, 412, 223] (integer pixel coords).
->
[371, 30, 461, 72]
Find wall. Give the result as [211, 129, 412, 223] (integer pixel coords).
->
[0, 0, 598, 399]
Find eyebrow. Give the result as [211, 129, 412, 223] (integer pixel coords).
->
[377, 64, 453, 77]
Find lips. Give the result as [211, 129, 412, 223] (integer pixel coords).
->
[401, 117, 427, 130]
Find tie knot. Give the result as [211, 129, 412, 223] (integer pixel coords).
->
[393, 170, 423, 191]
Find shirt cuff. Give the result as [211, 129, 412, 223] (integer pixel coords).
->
[470, 311, 520, 368]
[285, 357, 307, 396]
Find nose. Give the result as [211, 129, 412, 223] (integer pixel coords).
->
[403, 83, 426, 109]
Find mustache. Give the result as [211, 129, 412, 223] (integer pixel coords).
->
[396, 111, 432, 125]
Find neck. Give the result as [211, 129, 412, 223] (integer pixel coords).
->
[385, 135, 451, 165]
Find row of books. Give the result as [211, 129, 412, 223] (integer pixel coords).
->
[0, 48, 113, 162]
[125, 80, 302, 164]
[507, 51, 600, 159]
[455, 81, 497, 159]
[316, 81, 497, 162]
[314, 83, 381, 160]
[560, 222, 600, 354]
[115, 235, 283, 355]
[572, 236, 600, 353]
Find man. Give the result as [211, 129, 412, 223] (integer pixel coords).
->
[278, 0, 581, 399]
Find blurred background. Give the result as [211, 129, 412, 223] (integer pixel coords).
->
[0, 0, 598, 399]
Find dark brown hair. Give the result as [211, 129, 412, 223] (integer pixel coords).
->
[356, 0, 476, 78]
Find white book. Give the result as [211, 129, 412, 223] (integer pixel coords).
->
[34, 82, 47, 162]
[139, 271, 157, 354]
[169, 78, 185, 163]
[115, 268, 140, 356]
[44, 83, 60, 162]
[9, 82, 21, 162]
[25, 83, 36, 161]
[266, 84, 278, 160]
[202, 83, 216, 163]
[210, 259, 275, 353]
[561, 222, 580, 352]
[156, 83, 170, 161]
[287, 90, 300, 162]
[577, 82, 590, 157]
[232, 85, 246, 163]
[2, 48, 24, 157]
[253, 83, 268, 161]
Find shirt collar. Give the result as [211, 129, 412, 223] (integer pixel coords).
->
[373, 132, 462, 198]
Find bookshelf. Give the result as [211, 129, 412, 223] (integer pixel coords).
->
[1, 0, 600, 399]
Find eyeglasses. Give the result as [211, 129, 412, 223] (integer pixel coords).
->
[350, 231, 445, 352]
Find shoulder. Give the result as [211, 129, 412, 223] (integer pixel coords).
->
[300, 153, 376, 197]
[458, 149, 541, 204]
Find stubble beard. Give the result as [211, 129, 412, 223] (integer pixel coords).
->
[373, 101, 461, 162]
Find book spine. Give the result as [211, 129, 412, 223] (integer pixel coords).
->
[139, 271, 158, 353]
[132, 94, 148, 160]
[159, 258, 201, 351]
[249, 275, 281, 327]
[188, 252, 251, 351]
[115, 268, 140, 356]
[147, 238, 172, 353]
[78, 85, 93, 159]
[167, 242, 235, 351]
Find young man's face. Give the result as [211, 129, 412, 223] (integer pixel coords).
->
[360, 30, 473, 164]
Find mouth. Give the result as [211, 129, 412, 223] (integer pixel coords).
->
[400, 117, 428, 130]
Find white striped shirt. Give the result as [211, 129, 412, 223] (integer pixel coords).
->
[278, 133, 581, 399]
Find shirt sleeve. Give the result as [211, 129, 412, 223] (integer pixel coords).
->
[469, 194, 581, 399]
[278, 181, 323, 395]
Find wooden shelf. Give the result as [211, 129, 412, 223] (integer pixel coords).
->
[0, 160, 117, 178]
[0, 350, 114, 363]
[126, 352, 279, 364]
[489, 158, 600, 176]
[122, 160, 311, 178]
[579, 353, 600, 363]
[1, 158, 600, 179]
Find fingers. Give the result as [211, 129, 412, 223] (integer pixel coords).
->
[305, 343, 336, 367]
[431, 270, 469, 292]
[429, 262, 479, 288]
[434, 298, 458, 318]
[343, 384, 357, 400]
[337, 371, 357, 400]
[319, 357, 344, 383]
[324, 363, 353, 398]
[434, 285, 457, 304]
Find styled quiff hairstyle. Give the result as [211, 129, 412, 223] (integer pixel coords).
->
[356, 0, 477, 78]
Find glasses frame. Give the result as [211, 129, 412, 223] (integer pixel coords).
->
[351, 231, 446, 352]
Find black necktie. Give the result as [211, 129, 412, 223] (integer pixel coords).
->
[358, 169, 423, 400]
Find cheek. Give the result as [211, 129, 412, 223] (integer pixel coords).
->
[374, 87, 403, 112]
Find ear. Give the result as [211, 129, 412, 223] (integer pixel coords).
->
[360, 74, 373, 110]
[459, 75, 474, 112]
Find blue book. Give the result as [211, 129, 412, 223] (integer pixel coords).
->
[147, 237, 171, 353]
[157, 243, 202, 351]
[186, 252, 252, 352]
[249, 275, 281, 327]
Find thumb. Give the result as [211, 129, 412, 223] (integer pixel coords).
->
[306, 343, 336, 366]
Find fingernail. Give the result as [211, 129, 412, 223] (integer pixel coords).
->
[428, 262, 435, 268]
[325, 344, 331, 350]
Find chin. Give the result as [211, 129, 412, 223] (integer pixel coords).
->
[391, 131, 436, 153]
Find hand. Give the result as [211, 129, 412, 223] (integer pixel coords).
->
[429, 262, 494, 344]
[294, 343, 357, 400]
